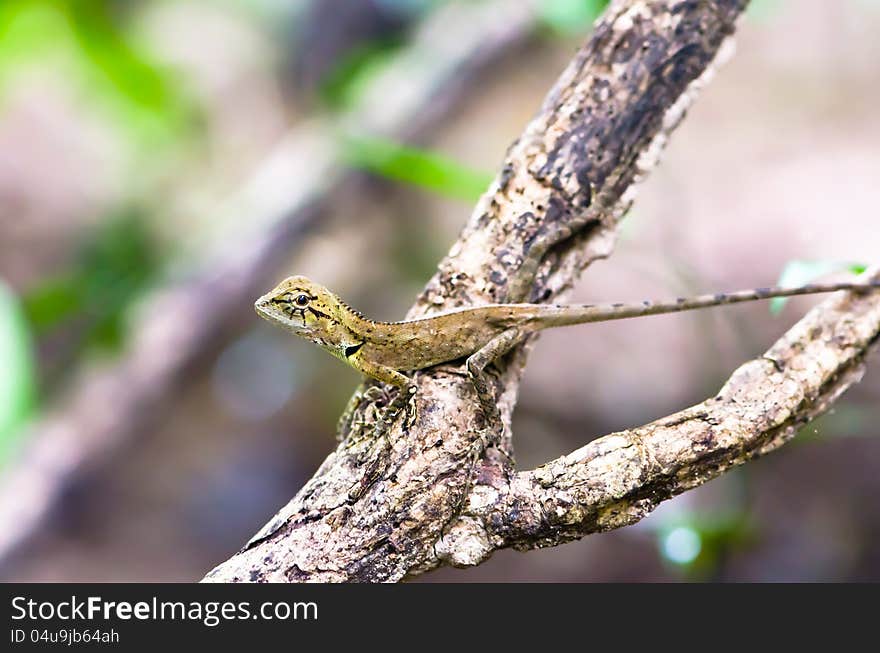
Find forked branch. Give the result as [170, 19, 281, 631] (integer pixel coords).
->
[437, 275, 880, 563]
[200, 0, 878, 583]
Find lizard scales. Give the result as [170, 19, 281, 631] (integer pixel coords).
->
[255, 275, 879, 380]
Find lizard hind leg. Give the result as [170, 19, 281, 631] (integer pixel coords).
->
[465, 327, 527, 451]
[458, 326, 526, 502]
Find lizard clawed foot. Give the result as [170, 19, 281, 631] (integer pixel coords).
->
[347, 385, 418, 498]
[403, 387, 419, 429]
[363, 385, 391, 403]
[456, 425, 514, 510]
[470, 417, 515, 466]
[344, 382, 416, 452]
[373, 384, 417, 440]
[465, 325, 523, 431]
[338, 383, 390, 440]
[456, 386, 516, 499]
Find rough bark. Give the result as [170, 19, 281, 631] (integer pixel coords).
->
[0, 0, 539, 567]
[203, 0, 795, 583]
[440, 276, 880, 561]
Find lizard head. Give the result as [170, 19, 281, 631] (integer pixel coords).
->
[254, 276, 355, 345]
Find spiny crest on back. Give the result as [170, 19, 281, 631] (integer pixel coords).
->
[335, 297, 368, 321]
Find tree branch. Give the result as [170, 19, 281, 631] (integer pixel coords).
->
[205, 0, 760, 583]
[437, 273, 880, 563]
[0, 0, 539, 567]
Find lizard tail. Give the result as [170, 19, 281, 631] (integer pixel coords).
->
[535, 280, 880, 326]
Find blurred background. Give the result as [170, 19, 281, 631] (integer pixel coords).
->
[0, 0, 878, 582]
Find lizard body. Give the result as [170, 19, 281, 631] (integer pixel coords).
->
[255, 275, 879, 395]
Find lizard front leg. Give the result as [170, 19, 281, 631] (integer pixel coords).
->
[341, 354, 418, 502]
[346, 352, 417, 437]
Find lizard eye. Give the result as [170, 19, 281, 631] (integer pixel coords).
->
[294, 294, 310, 307]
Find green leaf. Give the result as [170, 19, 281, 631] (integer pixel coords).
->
[341, 134, 493, 201]
[770, 259, 868, 315]
[0, 280, 36, 466]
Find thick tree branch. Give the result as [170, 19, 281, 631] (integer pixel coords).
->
[205, 0, 754, 583]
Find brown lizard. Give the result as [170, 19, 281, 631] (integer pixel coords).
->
[255, 274, 879, 435]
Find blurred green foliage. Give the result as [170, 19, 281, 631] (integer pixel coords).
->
[771, 259, 867, 315]
[308, 0, 437, 109]
[657, 510, 756, 579]
[0, 282, 36, 467]
[0, 1, 190, 389]
[798, 403, 880, 442]
[23, 210, 161, 358]
[539, 0, 608, 34]
[319, 39, 406, 110]
[323, 1, 610, 198]
[342, 133, 493, 201]
[0, 0, 199, 147]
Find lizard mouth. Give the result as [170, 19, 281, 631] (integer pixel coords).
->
[254, 295, 309, 331]
[254, 299, 274, 321]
